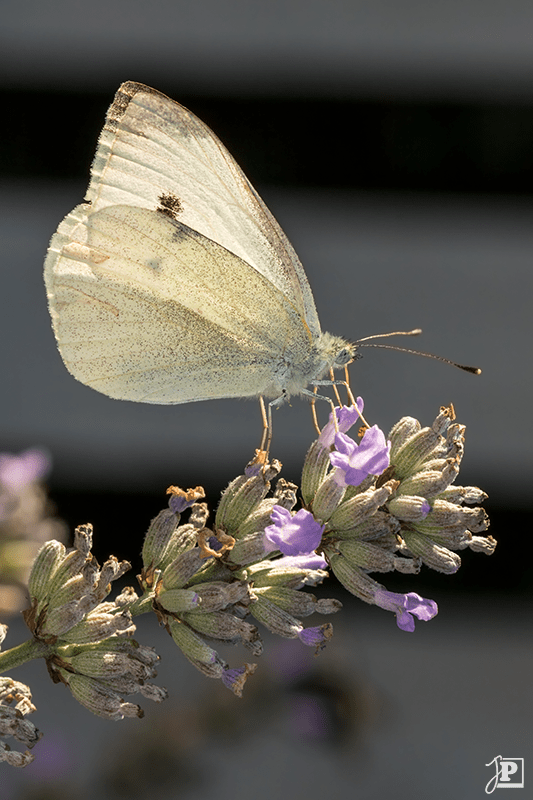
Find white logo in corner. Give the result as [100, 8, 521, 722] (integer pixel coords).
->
[485, 756, 524, 793]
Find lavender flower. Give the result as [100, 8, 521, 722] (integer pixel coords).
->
[318, 399, 364, 448]
[297, 624, 333, 650]
[374, 589, 438, 632]
[330, 425, 391, 487]
[264, 506, 325, 556]
[221, 664, 257, 697]
[273, 553, 328, 570]
[166, 485, 205, 514]
[0, 400, 493, 770]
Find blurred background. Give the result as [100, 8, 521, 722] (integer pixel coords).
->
[1, 1, 531, 797]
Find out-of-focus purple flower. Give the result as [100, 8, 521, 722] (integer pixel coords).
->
[264, 507, 325, 557]
[287, 694, 330, 739]
[421, 500, 431, 516]
[0, 448, 50, 492]
[330, 425, 391, 487]
[374, 589, 438, 632]
[272, 553, 328, 570]
[318, 399, 364, 448]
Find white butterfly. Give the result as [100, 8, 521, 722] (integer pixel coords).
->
[44, 82, 356, 408]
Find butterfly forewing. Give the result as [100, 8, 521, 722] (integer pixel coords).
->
[84, 82, 321, 337]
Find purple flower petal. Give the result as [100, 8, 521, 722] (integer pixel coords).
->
[297, 623, 333, 650]
[273, 554, 328, 570]
[221, 666, 247, 690]
[421, 500, 431, 517]
[168, 495, 192, 514]
[329, 425, 390, 487]
[264, 506, 325, 557]
[374, 589, 438, 632]
[221, 664, 256, 696]
[318, 399, 364, 448]
[167, 486, 205, 514]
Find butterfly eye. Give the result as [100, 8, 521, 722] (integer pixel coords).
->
[334, 346, 355, 367]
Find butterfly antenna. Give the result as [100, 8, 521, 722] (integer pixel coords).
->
[356, 328, 422, 343]
[355, 329, 481, 375]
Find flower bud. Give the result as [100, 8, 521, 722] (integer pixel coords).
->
[338, 539, 398, 572]
[141, 509, 179, 569]
[391, 428, 441, 479]
[327, 481, 397, 531]
[301, 439, 332, 505]
[248, 595, 302, 638]
[27, 540, 66, 601]
[215, 461, 281, 535]
[388, 416, 421, 457]
[157, 588, 200, 613]
[311, 473, 346, 521]
[190, 580, 251, 612]
[161, 547, 207, 590]
[180, 610, 262, 654]
[395, 462, 459, 498]
[401, 530, 462, 573]
[326, 551, 381, 603]
[64, 672, 143, 720]
[167, 618, 226, 678]
[387, 495, 431, 522]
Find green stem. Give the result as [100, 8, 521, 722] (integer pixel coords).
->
[0, 638, 54, 673]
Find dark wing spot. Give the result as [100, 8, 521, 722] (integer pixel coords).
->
[157, 193, 183, 219]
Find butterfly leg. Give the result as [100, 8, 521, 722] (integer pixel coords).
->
[310, 386, 320, 435]
[255, 389, 288, 462]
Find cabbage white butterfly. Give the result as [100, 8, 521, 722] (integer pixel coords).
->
[44, 82, 478, 418]
[44, 81, 355, 411]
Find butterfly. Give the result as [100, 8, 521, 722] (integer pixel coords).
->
[44, 81, 479, 434]
[44, 81, 357, 418]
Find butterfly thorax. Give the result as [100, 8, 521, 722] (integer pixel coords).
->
[263, 332, 355, 400]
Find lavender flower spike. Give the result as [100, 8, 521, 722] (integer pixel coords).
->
[374, 589, 438, 632]
[264, 506, 325, 557]
[330, 425, 391, 488]
[318, 398, 364, 448]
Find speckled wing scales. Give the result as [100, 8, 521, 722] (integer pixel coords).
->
[85, 81, 321, 339]
[44, 204, 312, 403]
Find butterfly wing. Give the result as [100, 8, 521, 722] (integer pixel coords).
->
[44, 204, 314, 403]
[84, 81, 321, 339]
